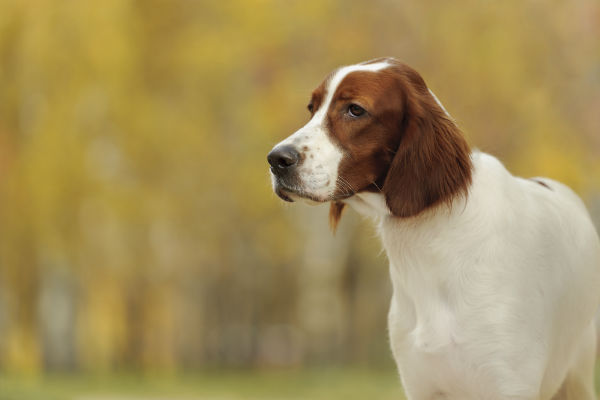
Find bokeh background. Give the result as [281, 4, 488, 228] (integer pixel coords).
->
[0, 0, 599, 398]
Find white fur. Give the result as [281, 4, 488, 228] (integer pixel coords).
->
[346, 152, 600, 400]
[270, 61, 391, 201]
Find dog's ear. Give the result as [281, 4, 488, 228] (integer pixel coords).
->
[382, 67, 472, 218]
[329, 201, 346, 233]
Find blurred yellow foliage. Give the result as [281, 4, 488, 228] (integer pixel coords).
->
[0, 0, 598, 374]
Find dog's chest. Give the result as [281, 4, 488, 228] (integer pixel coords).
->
[382, 217, 465, 351]
[388, 266, 501, 399]
[388, 284, 473, 397]
[382, 220, 491, 397]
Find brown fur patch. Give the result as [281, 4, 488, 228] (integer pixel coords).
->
[531, 178, 552, 190]
[329, 201, 346, 233]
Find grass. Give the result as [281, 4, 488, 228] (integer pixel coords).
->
[0, 368, 405, 400]
[2, 365, 600, 400]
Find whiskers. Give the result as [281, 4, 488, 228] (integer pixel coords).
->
[336, 176, 356, 198]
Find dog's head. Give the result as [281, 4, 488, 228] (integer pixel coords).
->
[268, 58, 472, 229]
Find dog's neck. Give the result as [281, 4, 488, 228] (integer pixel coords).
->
[343, 191, 460, 222]
[343, 192, 391, 219]
[344, 151, 481, 223]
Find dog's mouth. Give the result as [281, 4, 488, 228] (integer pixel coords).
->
[274, 185, 294, 202]
[273, 180, 331, 204]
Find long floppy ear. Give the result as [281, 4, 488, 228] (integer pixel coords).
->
[383, 68, 472, 218]
[329, 201, 346, 233]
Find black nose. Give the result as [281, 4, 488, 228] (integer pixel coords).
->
[267, 145, 300, 170]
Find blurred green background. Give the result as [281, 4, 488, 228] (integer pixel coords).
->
[0, 0, 599, 399]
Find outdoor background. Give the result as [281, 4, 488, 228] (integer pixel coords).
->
[0, 1, 599, 399]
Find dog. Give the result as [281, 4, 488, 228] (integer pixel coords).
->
[267, 58, 600, 400]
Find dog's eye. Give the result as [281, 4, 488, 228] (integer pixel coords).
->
[348, 104, 366, 118]
[307, 103, 314, 113]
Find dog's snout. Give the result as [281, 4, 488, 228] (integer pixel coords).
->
[267, 145, 300, 172]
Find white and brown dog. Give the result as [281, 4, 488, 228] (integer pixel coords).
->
[267, 58, 600, 400]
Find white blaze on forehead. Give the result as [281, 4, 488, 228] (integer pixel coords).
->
[271, 60, 392, 201]
[312, 61, 393, 124]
